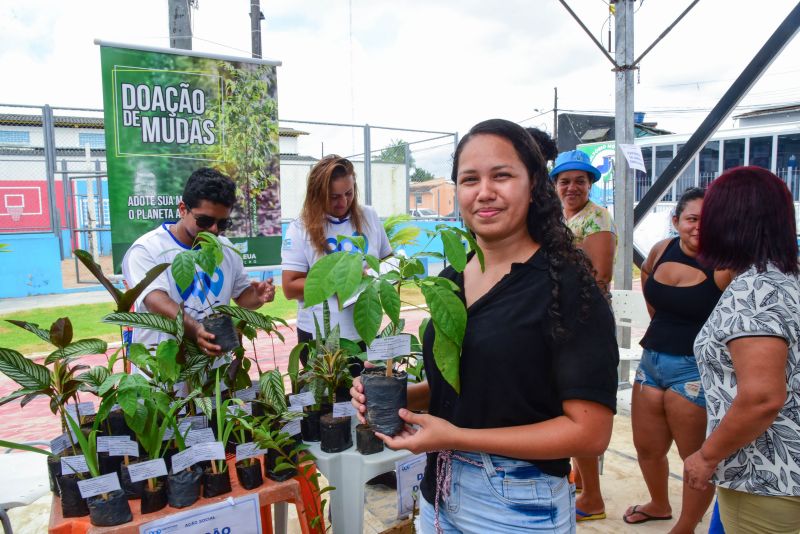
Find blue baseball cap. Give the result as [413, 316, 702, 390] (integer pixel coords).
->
[549, 150, 601, 183]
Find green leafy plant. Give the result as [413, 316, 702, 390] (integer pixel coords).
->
[304, 223, 479, 393]
[0, 317, 108, 454]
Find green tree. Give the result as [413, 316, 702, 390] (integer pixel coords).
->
[410, 168, 436, 182]
[374, 138, 412, 164]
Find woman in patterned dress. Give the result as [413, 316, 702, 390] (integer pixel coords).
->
[685, 166, 800, 533]
[550, 150, 617, 521]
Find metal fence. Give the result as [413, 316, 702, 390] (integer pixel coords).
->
[0, 104, 460, 267]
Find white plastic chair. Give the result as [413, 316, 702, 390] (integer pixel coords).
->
[610, 289, 651, 387]
[0, 442, 51, 534]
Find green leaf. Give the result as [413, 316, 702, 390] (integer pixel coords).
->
[304, 252, 346, 307]
[77, 367, 110, 392]
[45, 338, 108, 365]
[175, 308, 184, 345]
[441, 231, 467, 272]
[379, 279, 401, 326]
[215, 305, 282, 335]
[364, 255, 380, 274]
[194, 396, 213, 419]
[49, 317, 73, 349]
[453, 227, 484, 272]
[171, 251, 197, 293]
[156, 339, 180, 383]
[0, 439, 54, 457]
[0, 388, 43, 407]
[6, 320, 51, 343]
[259, 369, 287, 413]
[102, 312, 178, 335]
[428, 276, 460, 292]
[401, 259, 426, 278]
[353, 283, 382, 344]
[74, 249, 123, 306]
[331, 253, 364, 308]
[421, 284, 466, 344]
[126, 343, 152, 371]
[118, 263, 170, 313]
[0, 348, 50, 390]
[432, 322, 461, 394]
[195, 245, 218, 277]
[287, 343, 304, 392]
[117, 388, 139, 417]
[178, 354, 208, 382]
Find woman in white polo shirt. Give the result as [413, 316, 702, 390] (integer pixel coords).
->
[281, 155, 392, 353]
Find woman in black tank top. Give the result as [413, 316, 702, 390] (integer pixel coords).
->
[624, 188, 733, 530]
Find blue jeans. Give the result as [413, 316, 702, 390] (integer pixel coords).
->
[419, 451, 575, 533]
[635, 348, 706, 408]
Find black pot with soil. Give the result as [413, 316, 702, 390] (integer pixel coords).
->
[202, 313, 240, 353]
[300, 407, 322, 442]
[167, 466, 203, 508]
[87, 489, 132, 527]
[119, 459, 147, 499]
[356, 424, 384, 455]
[141, 479, 168, 514]
[98, 452, 124, 476]
[106, 409, 134, 439]
[319, 413, 353, 453]
[48, 455, 62, 496]
[202, 466, 232, 498]
[264, 445, 298, 482]
[361, 368, 408, 436]
[57, 474, 89, 518]
[235, 459, 263, 490]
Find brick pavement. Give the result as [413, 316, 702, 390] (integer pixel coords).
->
[0, 309, 428, 445]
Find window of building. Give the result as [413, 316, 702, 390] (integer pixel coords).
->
[414, 194, 423, 204]
[699, 141, 719, 189]
[777, 134, 800, 201]
[675, 144, 697, 197]
[635, 146, 653, 202]
[78, 133, 106, 149]
[655, 145, 674, 201]
[723, 138, 745, 169]
[0, 130, 30, 144]
[749, 136, 772, 170]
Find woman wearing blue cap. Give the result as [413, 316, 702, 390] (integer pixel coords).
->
[551, 149, 617, 522]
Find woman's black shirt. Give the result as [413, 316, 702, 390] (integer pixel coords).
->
[419, 250, 619, 504]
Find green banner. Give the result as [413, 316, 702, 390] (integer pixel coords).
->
[98, 43, 282, 272]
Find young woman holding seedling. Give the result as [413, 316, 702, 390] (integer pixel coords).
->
[351, 119, 619, 533]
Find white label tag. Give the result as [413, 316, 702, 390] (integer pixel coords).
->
[185, 427, 216, 447]
[50, 433, 71, 456]
[97, 435, 132, 453]
[280, 419, 302, 436]
[108, 439, 140, 458]
[180, 415, 208, 430]
[234, 386, 258, 401]
[210, 356, 227, 370]
[169, 448, 196, 473]
[66, 401, 97, 419]
[333, 401, 357, 418]
[127, 459, 168, 483]
[235, 442, 269, 462]
[77, 473, 122, 498]
[192, 442, 226, 462]
[396, 453, 427, 519]
[227, 402, 252, 416]
[140, 493, 261, 534]
[367, 335, 411, 361]
[61, 455, 90, 475]
[288, 391, 315, 408]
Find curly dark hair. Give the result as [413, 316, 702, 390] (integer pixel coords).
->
[452, 119, 596, 341]
[525, 127, 559, 163]
[183, 167, 237, 209]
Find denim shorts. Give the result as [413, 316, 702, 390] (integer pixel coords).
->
[635, 348, 706, 408]
[419, 451, 575, 533]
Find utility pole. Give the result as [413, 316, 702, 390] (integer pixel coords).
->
[613, 0, 635, 295]
[250, 0, 264, 58]
[553, 87, 558, 142]
[168, 0, 193, 50]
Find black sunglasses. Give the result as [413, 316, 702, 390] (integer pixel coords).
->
[190, 211, 232, 231]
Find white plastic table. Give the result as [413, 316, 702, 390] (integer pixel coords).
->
[0, 450, 50, 534]
[306, 423, 412, 534]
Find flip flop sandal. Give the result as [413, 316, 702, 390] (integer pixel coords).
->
[576, 508, 606, 522]
[622, 504, 673, 524]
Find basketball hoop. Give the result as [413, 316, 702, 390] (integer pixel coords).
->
[7, 206, 23, 222]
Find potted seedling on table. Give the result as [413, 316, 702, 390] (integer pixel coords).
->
[0, 316, 108, 498]
[304, 224, 478, 436]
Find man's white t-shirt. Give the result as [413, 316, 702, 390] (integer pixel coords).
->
[122, 223, 251, 349]
[281, 206, 392, 341]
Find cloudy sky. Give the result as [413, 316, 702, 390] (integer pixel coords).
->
[1, 0, 798, 175]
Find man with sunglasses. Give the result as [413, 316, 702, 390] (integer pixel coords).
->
[122, 167, 276, 355]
